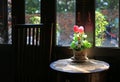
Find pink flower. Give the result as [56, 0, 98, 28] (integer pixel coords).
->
[78, 26, 84, 34]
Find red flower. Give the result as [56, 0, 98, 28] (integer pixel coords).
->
[73, 25, 79, 33]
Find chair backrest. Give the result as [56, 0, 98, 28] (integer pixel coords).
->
[13, 24, 44, 81]
[14, 24, 43, 46]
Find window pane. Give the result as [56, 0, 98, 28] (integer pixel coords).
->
[25, 0, 41, 24]
[8, 0, 12, 44]
[0, 0, 5, 44]
[95, 0, 119, 47]
[0, 0, 12, 44]
[56, 0, 76, 46]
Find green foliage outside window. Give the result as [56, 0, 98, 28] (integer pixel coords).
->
[25, 0, 40, 14]
[29, 16, 40, 24]
[95, 11, 108, 46]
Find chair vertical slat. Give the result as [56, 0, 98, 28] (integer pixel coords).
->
[36, 28, 39, 46]
[32, 27, 35, 45]
[28, 28, 31, 45]
[38, 28, 40, 46]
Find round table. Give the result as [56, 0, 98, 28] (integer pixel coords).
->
[50, 58, 110, 82]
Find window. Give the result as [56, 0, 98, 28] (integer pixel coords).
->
[56, 0, 94, 48]
[8, 0, 12, 44]
[95, 0, 119, 47]
[56, 0, 76, 46]
[0, 0, 41, 44]
[25, 0, 41, 24]
[0, 0, 12, 44]
[56, 0, 119, 48]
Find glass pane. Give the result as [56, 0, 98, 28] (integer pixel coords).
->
[95, 0, 119, 47]
[56, 0, 76, 46]
[8, 0, 12, 44]
[25, 0, 41, 24]
[0, 0, 12, 44]
[0, 0, 4, 44]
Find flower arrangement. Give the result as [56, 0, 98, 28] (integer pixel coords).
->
[70, 25, 92, 51]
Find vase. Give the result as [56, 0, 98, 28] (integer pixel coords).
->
[71, 50, 88, 63]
